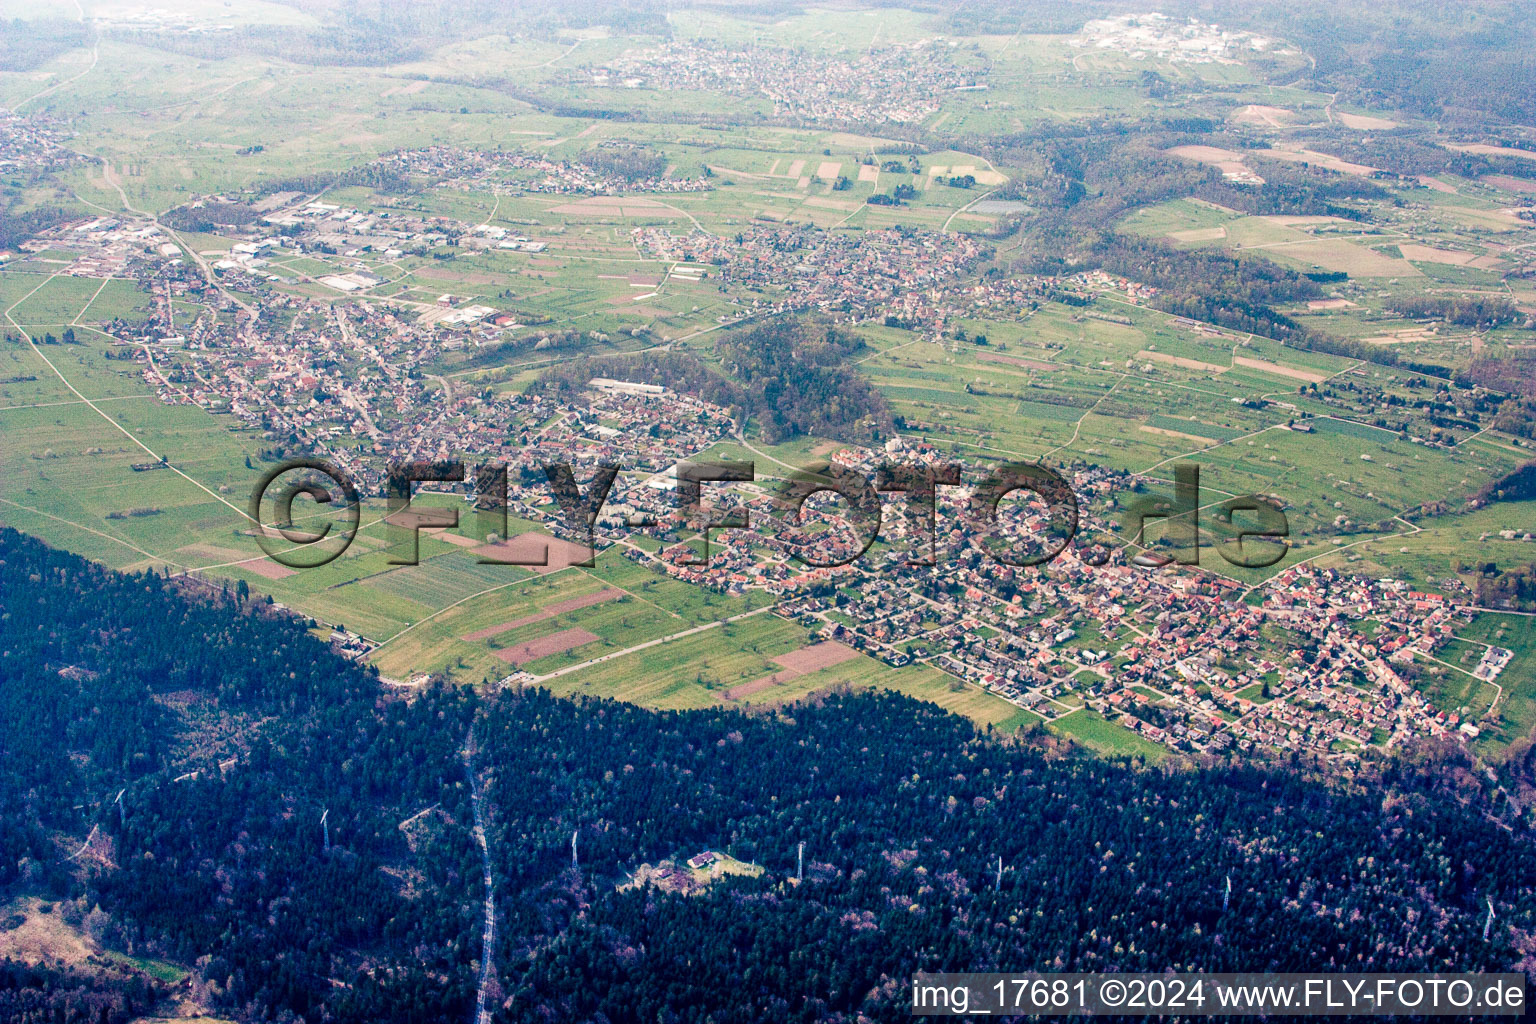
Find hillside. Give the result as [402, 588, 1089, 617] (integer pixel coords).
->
[2, 529, 1535, 1022]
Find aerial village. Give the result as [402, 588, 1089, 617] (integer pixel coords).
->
[2, 125, 1517, 765]
[0, 109, 78, 176]
[376, 145, 716, 197]
[586, 39, 984, 125]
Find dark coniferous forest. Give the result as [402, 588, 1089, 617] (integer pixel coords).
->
[2, 527, 1534, 1023]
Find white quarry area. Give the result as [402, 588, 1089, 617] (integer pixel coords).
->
[1072, 13, 1298, 64]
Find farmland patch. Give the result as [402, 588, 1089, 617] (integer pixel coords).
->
[495, 627, 601, 666]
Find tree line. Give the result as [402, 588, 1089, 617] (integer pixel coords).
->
[527, 319, 895, 445]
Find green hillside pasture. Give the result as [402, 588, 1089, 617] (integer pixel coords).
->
[1408, 642, 1501, 733]
[35, 42, 557, 214]
[0, 375, 267, 572]
[724, 649, 926, 710]
[1460, 613, 1536, 754]
[540, 614, 809, 710]
[363, 549, 541, 608]
[1119, 198, 1236, 240]
[1308, 499, 1536, 594]
[77, 279, 154, 324]
[1, 332, 159, 404]
[1050, 708, 1169, 761]
[1146, 414, 1242, 442]
[364, 537, 771, 683]
[0, 338, 104, 407]
[877, 672, 1046, 735]
[368, 568, 613, 680]
[1148, 419, 1521, 537]
[592, 552, 772, 624]
[8, 275, 125, 326]
[533, 605, 1062, 735]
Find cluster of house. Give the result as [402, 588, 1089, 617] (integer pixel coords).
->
[376, 146, 712, 196]
[1291, 370, 1499, 449]
[590, 39, 984, 125]
[511, 426, 1484, 761]
[0, 110, 79, 174]
[629, 226, 1163, 340]
[18, 218, 691, 501]
[1475, 645, 1515, 681]
[18, 196, 1504, 762]
[632, 225, 987, 332]
[333, 389, 1473, 763]
[873, 268, 1156, 339]
[10, 214, 447, 490]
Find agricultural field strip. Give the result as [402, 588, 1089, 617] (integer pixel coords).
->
[525, 604, 781, 684]
[3, 273, 252, 522]
[0, 494, 177, 568]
